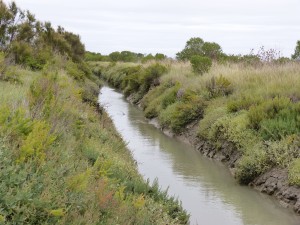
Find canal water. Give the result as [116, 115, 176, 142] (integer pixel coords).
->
[99, 86, 300, 225]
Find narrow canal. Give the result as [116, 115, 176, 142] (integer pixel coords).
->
[99, 86, 300, 225]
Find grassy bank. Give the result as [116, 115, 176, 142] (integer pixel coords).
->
[0, 56, 188, 224]
[94, 60, 300, 186]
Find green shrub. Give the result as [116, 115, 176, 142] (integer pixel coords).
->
[80, 79, 100, 107]
[208, 112, 259, 150]
[198, 106, 227, 138]
[266, 135, 300, 167]
[159, 91, 206, 133]
[235, 146, 268, 184]
[29, 75, 59, 119]
[260, 106, 300, 140]
[0, 106, 33, 145]
[139, 63, 168, 94]
[19, 121, 56, 163]
[248, 97, 300, 140]
[66, 61, 85, 80]
[0, 66, 22, 84]
[190, 55, 212, 75]
[144, 84, 180, 119]
[206, 75, 233, 98]
[228, 95, 262, 112]
[248, 97, 291, 130]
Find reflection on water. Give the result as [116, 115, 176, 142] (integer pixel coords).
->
[99, 86, 300, 225]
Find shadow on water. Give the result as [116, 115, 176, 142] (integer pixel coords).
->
[99, 86, 300, 225]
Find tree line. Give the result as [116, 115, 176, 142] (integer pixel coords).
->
[0, 0, 86, 70]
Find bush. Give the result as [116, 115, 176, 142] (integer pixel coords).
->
[159, 91, 206, 133]
[139, 63, 168, 94]
[247, 97, 300, 140]
[228, 95, 262, 112]
[235, 147, 268, 184]
[266, 135, 300, 168]
[66, 61, 85, 80]
[144, 84, 179, 119]
[248, 97, 291, 130]
[19, 121, 56, 163]
[206, 75, 233, 98]
[190, 55, 212, 75]
[260, 106, 300, 140]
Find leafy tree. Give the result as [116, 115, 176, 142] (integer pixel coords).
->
[120, 51, 137, 62]
[155, 53, 167, 61]
[176, 37, 204, 60]
[109, 51, 121, 62]
[0, 1, 25, 50]
[292, 40, 300, 60]
[202, 42, 222, 60]
[85, 51, 102, 61]
[142, 53, 154, 63]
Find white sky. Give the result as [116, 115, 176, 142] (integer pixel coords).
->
[4, 0, 300, 57]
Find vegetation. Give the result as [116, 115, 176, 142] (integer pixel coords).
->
[0, 1, 188, 224]
[97, 43, 300, 186]
[176, 37, 223, 61]
[292, 40, 300, 60]
[85, 50, 167, 63]
[190, 55, 212, 75]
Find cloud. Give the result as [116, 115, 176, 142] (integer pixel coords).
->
[4, 0, 300, 57]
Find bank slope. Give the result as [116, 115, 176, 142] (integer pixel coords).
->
[95, 60, 300, 213]
[0, 59, 189, 224]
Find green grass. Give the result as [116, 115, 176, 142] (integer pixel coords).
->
[98, 60, 300, 185]
[0, 60, 188, 224]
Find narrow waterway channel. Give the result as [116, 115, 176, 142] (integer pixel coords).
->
[99, 86, 300, 225]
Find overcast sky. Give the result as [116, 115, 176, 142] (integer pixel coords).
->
[4, 0, 300, 57]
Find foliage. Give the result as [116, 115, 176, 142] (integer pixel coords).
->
[144, 84, 180, 118]
[176, 37, 223, 61]
[0, 57, 188, 225]
[159, 91, 206, 133]
[248, 97, 300, 140]
[176, 37, 204, 60]
[206, 75, 233, 98]
[202, 42, 222, 60]
[190, 55, 212, 75]
[85, 51, 103, 61]
[291, 40, 300, 60]
[235, 146, 268, 184]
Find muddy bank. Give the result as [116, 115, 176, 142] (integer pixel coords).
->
[127, 95, 300, 215]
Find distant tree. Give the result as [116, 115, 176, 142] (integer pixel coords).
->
[202, 42, 222, 60]
[85, 51, 102, 61]
[176, 37, 204, 60]
[154, 53, 167, 61]
[141, 54, 154, 63]
[109, 51, 121, 62]
[120, 51, 137, 62]
[292, 40, 300, 60]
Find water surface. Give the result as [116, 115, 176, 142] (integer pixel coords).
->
[99, 86, 300, 225]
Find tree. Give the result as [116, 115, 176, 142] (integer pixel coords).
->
[109, 51, 121, 62]
[176, 37, 204, 60]
[292, 40, 300, 60]
[202, 42, 222, 60]
[154, 53, 166, 61]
